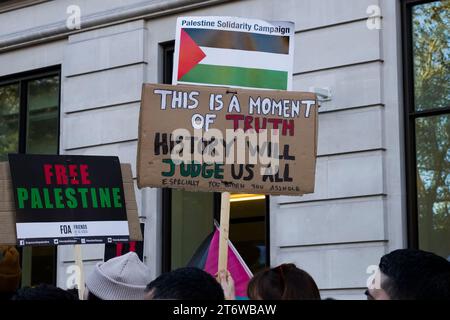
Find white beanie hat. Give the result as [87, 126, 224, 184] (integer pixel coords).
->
[86, 252, 151, 300]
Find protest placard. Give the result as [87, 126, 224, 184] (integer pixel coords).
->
[137, 83, 318, 195]
[0, 156, 141, 246]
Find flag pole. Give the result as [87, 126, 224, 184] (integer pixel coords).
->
[74, 244, 85, 300]
[218, 192, 231, 273]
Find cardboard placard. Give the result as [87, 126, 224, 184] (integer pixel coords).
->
[0, 161, 142, 246]
[137, 83, 318, 195]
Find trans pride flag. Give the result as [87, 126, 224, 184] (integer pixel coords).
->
[187, 226, 253, 299]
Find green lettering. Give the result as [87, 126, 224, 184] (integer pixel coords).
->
[162, 159, 175, 177]
[65, 188, 78, 209]
[54, 188, 65, 209]
[202, 163, 213, 178]
[16, 188, 28, 209]
[30, 188, 43, 209]
[214, 163, 224, 179]
[78, 188, 89, 208]
[112, 188, 123, 208]
[180, 162, 190, 177]
[99, 188, 111, 208]
[42, 188, 54, 209]
[191, 162, 201, 177]
[90, 188, 98, 208]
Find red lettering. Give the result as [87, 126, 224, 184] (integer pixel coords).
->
[68, 165, 79, 185]
[225, 114, 244, 131]
[80, 164, 91, 184]
[55, 164, 68, 185]
[244, 116, 253, 132]
[226, 115, 295, 136]
[254, 117, 267, 133]
[282, 120, 295, 136]
[116, 243, 123, 257]
[43, 164, 53, 185]
[267, 118, 283, 130]
[42, 164, 92, 185]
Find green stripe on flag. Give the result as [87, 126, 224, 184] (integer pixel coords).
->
[180, 64, 288, 90]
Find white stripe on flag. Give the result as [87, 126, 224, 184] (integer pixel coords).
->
[200, 47, 291, 71]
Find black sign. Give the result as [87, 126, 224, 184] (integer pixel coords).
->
[105, 223, 145, 262]
[8, 154, 130, 246]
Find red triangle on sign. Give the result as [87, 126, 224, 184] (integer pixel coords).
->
[178, 29, 206, 80]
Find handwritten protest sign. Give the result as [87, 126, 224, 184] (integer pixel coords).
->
[137, 84, 317, 195]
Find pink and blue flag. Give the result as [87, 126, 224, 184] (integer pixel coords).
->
[187, 226, 253, 299]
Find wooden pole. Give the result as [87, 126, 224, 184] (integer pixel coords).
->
[74, 244, 85, 300]
[218, 192, 231, 273]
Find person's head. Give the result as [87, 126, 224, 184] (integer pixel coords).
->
[366, 249, 450, 300]
[247, 263, 320, 300]
[85, 251, 151, 300]
[145, 267, 225, 300]
[0, 246, 21, 299]
[11, 284, 78, 300]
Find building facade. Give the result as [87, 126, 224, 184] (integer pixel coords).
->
[0, 0, 448, 299]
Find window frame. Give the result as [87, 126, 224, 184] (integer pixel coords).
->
[0, 65, 62, 155]
[401, 0, 450, 249]
[160, 41, 174, 273]
[0, 65, 61, 286]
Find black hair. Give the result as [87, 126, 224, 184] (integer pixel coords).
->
[86, 291, 103, 300]
[0, 292, 15, 301]
[247, 263, 321, 300]
[65, 287, 103, 300]
[145, 267, 224, 300]
[11, 284, 79, 300]
[379, 249, 450, 300]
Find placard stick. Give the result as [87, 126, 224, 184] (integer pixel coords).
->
[74, 244, 85, 300]
[218, 192, 231, 273]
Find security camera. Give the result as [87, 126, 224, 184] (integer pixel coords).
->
[308, 87, 332, 102]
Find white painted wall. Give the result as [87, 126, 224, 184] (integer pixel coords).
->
[270, 0, 405, 300]
[0, 0, 406, 299]
[59, 19, 159, 286]
[0, 0, 148, 36]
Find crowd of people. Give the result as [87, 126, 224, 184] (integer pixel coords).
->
[1, 245, 449, 300]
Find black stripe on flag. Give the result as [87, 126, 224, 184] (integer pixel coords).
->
[184, 28, 290, 54]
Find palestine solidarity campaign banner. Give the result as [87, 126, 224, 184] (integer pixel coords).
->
[173, 16, 295, 90]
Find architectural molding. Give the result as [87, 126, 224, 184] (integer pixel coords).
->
[0, 0, 235, 52]
[0, 0, 49, 14]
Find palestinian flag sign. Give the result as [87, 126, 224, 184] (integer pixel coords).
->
[173, 16, 294, 90]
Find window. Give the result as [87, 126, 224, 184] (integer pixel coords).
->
[403, 0, 450, 259]
[0, 66, 61, 286]
[229, 194, 269, 272]
[0, 83, 19, 160]
[0, 67, 60, 157]
[160, 43, 269, 273]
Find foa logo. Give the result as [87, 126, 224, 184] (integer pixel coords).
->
[60, 225, 72, 234]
